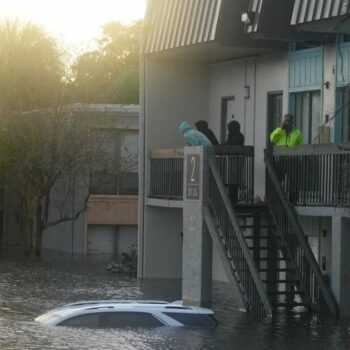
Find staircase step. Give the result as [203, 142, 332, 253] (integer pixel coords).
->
[259, 257, 286, 261]
[243, 235, 280, 240]
[263, 279, 300, 284]
[268, 291, 305, 295]
[258, 268, 294, 272]
[273, 302, 307, 307]
[248, 247, 281, 250]
[240, 225, 272, 229]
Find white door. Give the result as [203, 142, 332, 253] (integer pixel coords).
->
[221, 96, 245, 143]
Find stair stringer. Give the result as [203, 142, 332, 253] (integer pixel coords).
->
[204, 206, 247, 313]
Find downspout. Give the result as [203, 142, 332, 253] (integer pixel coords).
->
[138, 53, 147, 278]
[253, 58, 257, 147]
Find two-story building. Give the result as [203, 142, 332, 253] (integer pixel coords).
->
[138, 0, 350, 318]
[2, 104, 139, 261]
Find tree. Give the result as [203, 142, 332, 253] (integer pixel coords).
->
[0, 108, 95, 255]
[0, 19, 64, 113]
[71, 21, 141, 104]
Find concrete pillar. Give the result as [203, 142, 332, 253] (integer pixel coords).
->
[182, 146, 212, 306]
[331, 216, 350, 316]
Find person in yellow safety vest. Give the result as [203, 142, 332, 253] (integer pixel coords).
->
[270, 114, 303, 147]
[270, 114, 303, 203]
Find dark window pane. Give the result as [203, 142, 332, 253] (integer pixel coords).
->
[119, 173, 138, 195]
[58, 313, 100, 328]
[89, 172, 118, 195]
[294, 90, 321, 144]
[101, 312, 164, 328]
[163, 313, 216, 326]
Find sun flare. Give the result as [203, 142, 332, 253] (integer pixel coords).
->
[0, 0, 146, 50]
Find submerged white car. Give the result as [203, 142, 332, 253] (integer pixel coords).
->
[35, 300, 217, 328]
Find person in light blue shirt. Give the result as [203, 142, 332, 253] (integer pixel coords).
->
[179, 121, 212, 148]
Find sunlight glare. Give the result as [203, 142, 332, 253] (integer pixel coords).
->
[0, 0, 146, 51]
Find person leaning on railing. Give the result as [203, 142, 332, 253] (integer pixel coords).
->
[179, 121, 213, 148]
[270, 114, 303, 147]
[270, 114, 303, 203]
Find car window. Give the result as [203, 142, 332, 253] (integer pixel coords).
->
[58, 313, 100, 328]
[58, 312, 164, 328]
[101, 312, 164, 328]
[163, 313, 216, 326]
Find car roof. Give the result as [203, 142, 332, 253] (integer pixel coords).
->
[46, 300, 213, 318]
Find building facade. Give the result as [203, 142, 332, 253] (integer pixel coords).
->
[139, 0, 350, 317]
[3, 104, 139, 260]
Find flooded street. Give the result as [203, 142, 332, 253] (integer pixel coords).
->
[0, 249, 350, 350]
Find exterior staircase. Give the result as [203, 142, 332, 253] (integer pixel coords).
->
[234, 203, 308, 311]
[204, 154, 338, 318]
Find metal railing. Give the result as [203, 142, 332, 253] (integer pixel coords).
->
[265, 150, 338, 317]
[207, 156, 272, 318]
[215, 145, 254, 203]
[149, 146, 254, 201]
[272, 144, 350, 207]
[149, 148, 184, 200]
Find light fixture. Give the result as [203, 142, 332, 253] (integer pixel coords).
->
[241, 11, 255, 25]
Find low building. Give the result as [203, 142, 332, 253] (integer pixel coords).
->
[2, 104, 139, 260]
[139, 0, 350, 317]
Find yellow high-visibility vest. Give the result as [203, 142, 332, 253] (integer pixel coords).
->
[270, 127, 303, 147]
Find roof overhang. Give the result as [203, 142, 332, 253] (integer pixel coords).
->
[141, 0, 286, 62]
[245, 0, 330, 42]
[291, 0, 350, 34]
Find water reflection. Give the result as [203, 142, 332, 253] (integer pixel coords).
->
[0, 248, 349, 350]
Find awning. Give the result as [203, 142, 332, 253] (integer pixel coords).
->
[142, 0, 222, 54]
[291, 0, 350, 34]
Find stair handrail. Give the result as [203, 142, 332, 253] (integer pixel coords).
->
[264, 150, 338, 316]
[208, 156, 273, 317]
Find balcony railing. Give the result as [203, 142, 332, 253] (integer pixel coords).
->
[215, 145, 254, 203]
[149, 146, 255, 202]
[149, 148, 184, 200]
[272, 144, 350, 208]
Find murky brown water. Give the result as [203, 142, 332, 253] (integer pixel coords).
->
[0, 248, 349, 350]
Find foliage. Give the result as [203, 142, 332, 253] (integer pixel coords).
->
[0, 19, 64, 113]
[0, 19, 140, 254]
[71, 21, 141, 104]
[0, 108, 94, 254]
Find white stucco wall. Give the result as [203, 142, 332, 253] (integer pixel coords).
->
[208, 52, 289, 197]
[141, 59, 210, 278]
[145, 59, 210, 150]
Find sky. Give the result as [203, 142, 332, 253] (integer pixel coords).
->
[0, 0, 147, 53]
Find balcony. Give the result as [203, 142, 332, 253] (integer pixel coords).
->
[148, 144, 350, 209]
[148, 146, 255, 203]
[271, 144, 350, 208]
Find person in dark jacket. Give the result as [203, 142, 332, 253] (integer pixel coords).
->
[224, 121, 244, 203]
[195, 120, 219, 145]
[225, 120, 244, 146]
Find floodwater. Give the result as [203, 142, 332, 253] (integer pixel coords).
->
[0, 249, 350, 350]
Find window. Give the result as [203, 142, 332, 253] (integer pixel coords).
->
[89, 129, 138, 195]
[59, 313, 100, 328]
[294, 91, 321, 144]
[58, 312, 164, 328]
[163, 313, 217, 326]
[101, 312, 164, 328]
